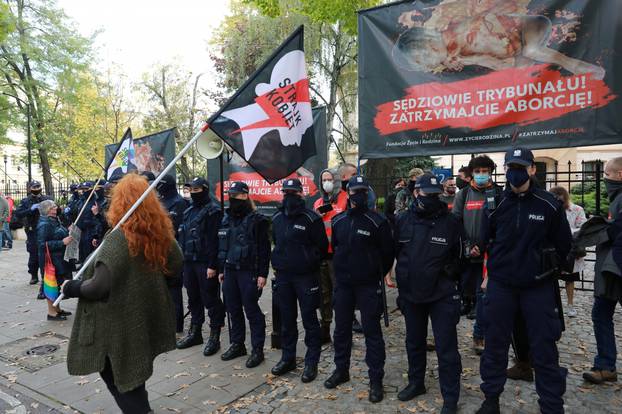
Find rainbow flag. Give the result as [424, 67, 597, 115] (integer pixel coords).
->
[43, 244, 59, 302]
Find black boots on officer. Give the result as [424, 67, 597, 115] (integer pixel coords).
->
[176, 324, 203, 349]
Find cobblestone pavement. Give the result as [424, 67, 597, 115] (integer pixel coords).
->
[1, 241, 621, 413]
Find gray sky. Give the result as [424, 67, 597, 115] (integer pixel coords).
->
[57, 0, 231, 82]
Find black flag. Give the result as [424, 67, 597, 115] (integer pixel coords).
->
[208, 26, 315, 184]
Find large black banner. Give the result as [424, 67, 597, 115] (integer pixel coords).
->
[207, 107, 327, 215]
[104, 128, 177, 179]
[358, 0, 622, 159]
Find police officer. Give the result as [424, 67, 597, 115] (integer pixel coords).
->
[395, 174, 464, 414]
[62, 183, 80, 225]
[218, 182, 271, 368]
[176, 177, 225, 356]
[324, 175, 394, 403]
[157, 174, 187, 334]
[76, 179, 107, 263]
[477, 148, 571, 414]
[14, 181, 52, 287]
[271, 178, 328, 382]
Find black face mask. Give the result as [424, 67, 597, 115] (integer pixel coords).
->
[282, 193, 305, 216]
[349, 192, 368, 212]
[191, 190, 209, 205]
[95, 189, 105, 200]
[341, 180, 348, 191]
[30, 189, 42, 198]
[455, 177, 468, 190]
[415, 194, 443, 215]
[604, 178, 622, 201]
[229, 198, 250, 217]
[407, 180, 417, 194]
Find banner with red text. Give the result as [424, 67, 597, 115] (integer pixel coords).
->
[208, 107, 327, 215]
[358, 0, 621, 158]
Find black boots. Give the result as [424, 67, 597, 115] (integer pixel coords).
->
[202, 329, 221, 356]
[324, 370, 350, 389]
[301, 364, 318, 383]
[245, 348, 264, 368]
[398, 382, 426, 401]
[369, 381, 384, 403]
[29, 274, 38, 285]
[476, 397, 501, 414]
[221, 343, 247, 361]
[176, 324, 203, 349]
[271, 359, 296, 376]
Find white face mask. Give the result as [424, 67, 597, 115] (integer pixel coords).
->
[322, 180, 334, 193]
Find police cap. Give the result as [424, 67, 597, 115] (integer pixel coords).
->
[282, 178, 303, 193]
[414, 174, 443, 194]
[190, 177, 209, 190]
[228, 181, 249, 195]
[504, 147, 534, 167]
[347, 175, 369, 191]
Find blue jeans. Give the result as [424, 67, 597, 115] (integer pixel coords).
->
[592, 296, 622, 371]
[1, 222, 12, 248]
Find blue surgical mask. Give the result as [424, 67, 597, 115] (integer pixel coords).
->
[473, 173, 490, 187]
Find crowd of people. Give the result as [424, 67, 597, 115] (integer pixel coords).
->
[5, 147, 622, 414]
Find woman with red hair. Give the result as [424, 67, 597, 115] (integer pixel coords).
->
[62, 173, 183, 414]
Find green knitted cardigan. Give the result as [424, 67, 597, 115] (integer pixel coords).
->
[66, 228, 183, 393]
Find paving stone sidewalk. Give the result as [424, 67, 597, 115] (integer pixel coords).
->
[1, 242, 621, 413]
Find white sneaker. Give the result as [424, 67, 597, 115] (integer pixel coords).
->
[567, 307, 577, 318]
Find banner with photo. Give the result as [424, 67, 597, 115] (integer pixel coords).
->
[207, 107, 327, 215]
[105, 128, 177, 179]
[358, 0, 621, 158]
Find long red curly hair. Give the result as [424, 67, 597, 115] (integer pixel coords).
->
[106, 173, 174, 273]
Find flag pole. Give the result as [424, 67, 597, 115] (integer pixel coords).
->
[72, 168, 106, 227]
[54, 123, 210, 307]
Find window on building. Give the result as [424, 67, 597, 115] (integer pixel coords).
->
[583, 160, 603, 180]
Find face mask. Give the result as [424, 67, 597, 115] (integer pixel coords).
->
[473, 173, 490, 187]
[282, 193, 305, 215]
[31, 189, 42, 196]
[407, 180, 417, 194]
[322, 181, 334, 194]
[456, 177, 468, 189]
[415, 194, 442, 214]
[506, 167, 530, 188]
[341, 180, 348, 191]
[604, 178, 622, 201]
[229, 198, 249, 216]
[190, 190, 209, 205]
[349, 192, 368, 212]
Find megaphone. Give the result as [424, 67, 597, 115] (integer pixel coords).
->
[196, 128, 224, 159]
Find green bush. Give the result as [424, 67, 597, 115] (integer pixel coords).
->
[570, 182, 609, 216]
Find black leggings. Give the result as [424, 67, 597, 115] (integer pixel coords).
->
[100, 358, 151, 414]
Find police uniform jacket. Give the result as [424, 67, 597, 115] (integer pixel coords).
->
[218, 210, 271, 276]
[395, 204, 465, 304]
[331, 208, 394, 285]
[161, 193, 186, 240]
[15, 194, 52, 234]
[271, 207, 328, 275]
[178, 200, 221, 267]
[484, 185, 571, 288]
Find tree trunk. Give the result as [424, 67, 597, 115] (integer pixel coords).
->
[34, 126, 54, 197]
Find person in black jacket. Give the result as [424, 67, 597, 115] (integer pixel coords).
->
[75, 180, 107, 263]
[394, 174, 465, 414]
[218, 181, 271, 368]
[176, 177, 225, 356]
[14, 180, 52, 287]
[157, 174, 187, 334]
[477, 148, 571, 414]
[271, 178, 329, 383]
[323, 175, 394, 403]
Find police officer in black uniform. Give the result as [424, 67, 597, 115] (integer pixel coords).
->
[324, 175, 394, 403]
[62, 183, 80, 225]
[157, 174, 187, 334]
[76, 179, 107, 263]
[176, 177, 226, 356]
[271, 178, 329, 382]
[477, 148, 571, 414]
[395, 174, 465, 414]
[218, 181, 271, 368]
[14, 181, 52, 287]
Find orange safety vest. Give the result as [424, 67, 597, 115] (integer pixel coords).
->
[313, 190, 348, 254]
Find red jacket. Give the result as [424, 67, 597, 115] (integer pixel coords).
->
[313, 190, 348, 254]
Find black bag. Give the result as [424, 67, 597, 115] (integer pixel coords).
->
[9, 214, 23, 230]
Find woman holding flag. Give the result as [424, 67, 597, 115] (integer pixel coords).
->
[36, 200, 73, 321]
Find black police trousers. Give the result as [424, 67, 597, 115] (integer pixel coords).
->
[183, 262, 225, 330]
[399, 294, 462, 406]
[333, 281, 385, 384]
